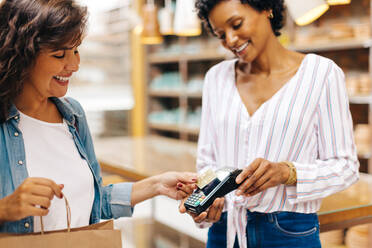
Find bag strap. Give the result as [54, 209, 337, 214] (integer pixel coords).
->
[40, 196, 71, 234]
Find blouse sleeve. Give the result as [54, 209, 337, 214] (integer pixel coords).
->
[287, 63, 360, 204]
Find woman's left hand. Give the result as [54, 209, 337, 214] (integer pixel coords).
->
[235, 158, 290, 197]
[155, 171, 197, 200]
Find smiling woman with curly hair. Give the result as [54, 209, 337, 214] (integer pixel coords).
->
[0, 0, 197, 235]
[179, 0, 359, 247]
[0, 0, 86, 123]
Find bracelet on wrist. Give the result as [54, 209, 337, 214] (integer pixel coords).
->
[281, 161, 297, 185]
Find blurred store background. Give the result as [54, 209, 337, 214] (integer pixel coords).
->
[68, 0, 372, 247]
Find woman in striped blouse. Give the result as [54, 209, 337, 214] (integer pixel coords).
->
[179, 0, 359, 247]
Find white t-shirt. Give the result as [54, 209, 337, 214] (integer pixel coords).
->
[18, 112, 95, 232]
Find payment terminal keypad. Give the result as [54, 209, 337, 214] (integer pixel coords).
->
[185, 191, 206, 207]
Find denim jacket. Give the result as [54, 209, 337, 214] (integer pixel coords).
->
[0, 97, 133, 233]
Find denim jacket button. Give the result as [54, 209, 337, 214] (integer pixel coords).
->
[24, 222, 30, 228]
[14, 116, 19, 120]
[18, 160, 23, 165]
[14, 132, 19, 137]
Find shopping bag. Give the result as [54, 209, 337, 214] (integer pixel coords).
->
[0, 197, 122, 248]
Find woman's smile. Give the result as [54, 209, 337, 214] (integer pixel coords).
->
[233, 40, 251, 57]
[53, 74, 72, 86]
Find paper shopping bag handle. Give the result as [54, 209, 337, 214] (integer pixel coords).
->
[39, 195, 71, 234]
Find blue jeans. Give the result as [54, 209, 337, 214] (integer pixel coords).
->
[207, 211, 321, 248]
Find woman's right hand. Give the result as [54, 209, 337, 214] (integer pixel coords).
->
[0, 177, 63, 223]
[179, 197, 225, 224]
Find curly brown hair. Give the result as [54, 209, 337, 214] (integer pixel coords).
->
[195, 0, 285, 37]
[0, 0, 88, 123]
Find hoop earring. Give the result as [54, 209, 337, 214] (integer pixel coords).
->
[268, 12, 274, 19]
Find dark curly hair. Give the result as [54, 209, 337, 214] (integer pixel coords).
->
[0, 0, 88, 123]
[195, 0, 285, 37]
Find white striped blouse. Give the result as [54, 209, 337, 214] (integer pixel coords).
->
[196, 53, 359, 247]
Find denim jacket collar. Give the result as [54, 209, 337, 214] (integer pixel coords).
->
[6, 104, 19, 121]
[5, 97, 81, 127]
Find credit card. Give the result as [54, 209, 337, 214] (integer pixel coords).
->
[196, 169, 217, 189]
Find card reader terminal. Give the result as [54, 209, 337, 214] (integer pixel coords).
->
[184, 168, 243, 215]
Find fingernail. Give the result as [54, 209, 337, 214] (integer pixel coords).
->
[177, 183, 183, 188]
[191, 178, 197, 182]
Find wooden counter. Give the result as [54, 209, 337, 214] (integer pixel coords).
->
[94, 136, 372, 233]
[94, 136, 197, 181]
[318, 173, 372, 232]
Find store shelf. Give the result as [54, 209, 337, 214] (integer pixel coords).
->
[187, 92, 203, 98]
[149, 90, 182, 97]
[358, 153, 371, 160]
[149, 90, 203, 98]
[289, 38, 372, 53]
[148, 51, 228, 64]
[349, 95, 372, 104]
[149, 123, 199, 135]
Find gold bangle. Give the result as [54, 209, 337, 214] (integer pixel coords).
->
[281, 161, 297, 185]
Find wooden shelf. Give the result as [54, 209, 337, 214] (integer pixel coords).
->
[148, 90, 181, 97]
[148, 90, 203, 98]
[148, 51, 228, 64]
[289, 38, 372, 53]
[187, 92, 203, 98]
[349, 95, 372, 104]
[148, 92, 371, 102]
[358, 153, 371, 160]
[149, 123, 199, 135]
[149, 39, 372, 63]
